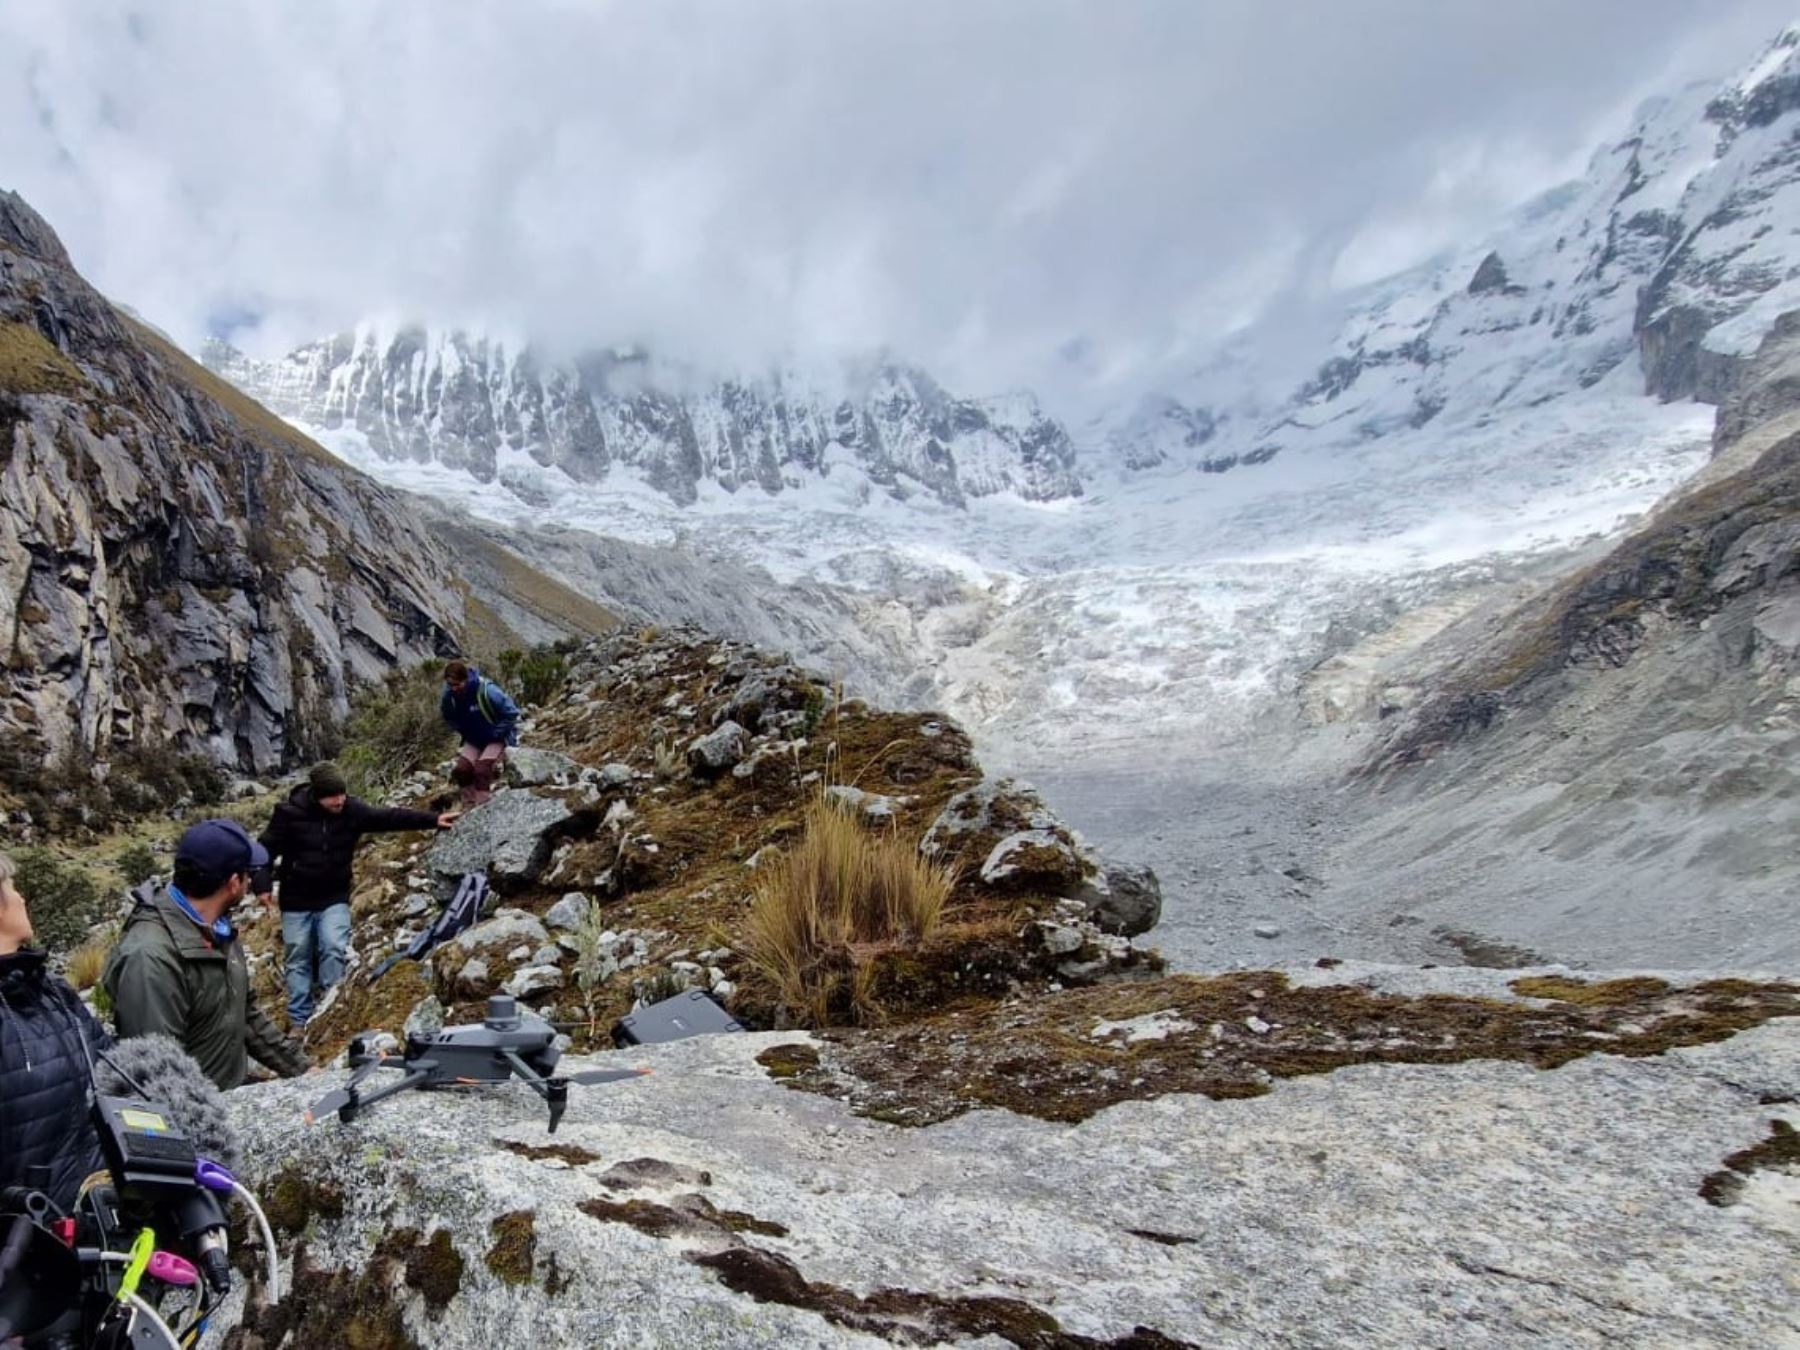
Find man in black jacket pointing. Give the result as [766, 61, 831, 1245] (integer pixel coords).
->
[256, 763, 457, 1026]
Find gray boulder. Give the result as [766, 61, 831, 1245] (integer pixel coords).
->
[456, 958, 492, 996]
[1074, 863, 1164, 937]
[456, 910, 551, 954]
[595, 762, 635, 790]
[688, 721, 750, 777]
[506, 747, 581, 787]
[980, 830, 1087, 891]
[922, 779, 1093, 892]
[429, 791, 580, 892]
[503, 965, 566, 999]
[824, 785, 903, 825]
[546, 893, 593, 932]
[219, 1001, 1800, 1348]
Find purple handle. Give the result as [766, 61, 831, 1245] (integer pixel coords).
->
[194, 1159, 237, 1193]
[147, 1251, 198, 1287]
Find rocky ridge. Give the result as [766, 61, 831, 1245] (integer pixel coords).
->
[205, 336, 1083, 509]
[1125, 25, 1800, 470]
[220, 966, 1799, 1348]
[268, 625, 1164, 1058]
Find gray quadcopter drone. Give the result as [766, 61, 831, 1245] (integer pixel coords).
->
[305, 994, 650, 1133]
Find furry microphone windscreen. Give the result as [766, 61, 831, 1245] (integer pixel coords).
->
[93, 1034, 243, 1174]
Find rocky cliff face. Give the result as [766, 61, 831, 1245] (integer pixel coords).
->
[1274, 304, 1800, 971]
[0, 190, 465, 775]
[206, 334, 1083, 509]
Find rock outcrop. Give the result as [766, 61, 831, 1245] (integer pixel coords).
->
[0, 189, 464, 773]
[220, 963, 1800, 1348]
[276, 625, 1160, 1058]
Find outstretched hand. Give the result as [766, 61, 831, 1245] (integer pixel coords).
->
[436, 811, 462, 830]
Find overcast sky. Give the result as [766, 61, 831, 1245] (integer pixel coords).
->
[1, 2, 1794, 408]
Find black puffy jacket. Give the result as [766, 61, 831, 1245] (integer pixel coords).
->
[0, 948, 110, 1212]
[256, 786, 438, 914]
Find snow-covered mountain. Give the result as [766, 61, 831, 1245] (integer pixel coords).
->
[204, 337, 1082, 509]
[210, 27, 1800, 774]
[1118, 23, 1800, 475]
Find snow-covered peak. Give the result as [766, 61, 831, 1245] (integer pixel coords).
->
[206, 334, 1081, 511]
[1726, 22, 1800, 100]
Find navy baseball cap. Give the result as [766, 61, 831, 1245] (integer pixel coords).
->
[174, 819, 270, 879]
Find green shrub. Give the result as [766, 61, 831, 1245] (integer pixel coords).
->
[515, 648, 568, 708]
[15, 849, 107, 954]
[113, 742, 227, 812]
[117, 842, 159, 887]
[338, 663, 456, 798]
[493, 648, 526, 689]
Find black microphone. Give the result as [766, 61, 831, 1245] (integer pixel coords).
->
[93, 1035, 242, 1174]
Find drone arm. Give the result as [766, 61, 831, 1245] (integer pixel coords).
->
[339, 1064, 435, 1122]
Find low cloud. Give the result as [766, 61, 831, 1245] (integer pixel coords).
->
[1, 1, 1792, 412]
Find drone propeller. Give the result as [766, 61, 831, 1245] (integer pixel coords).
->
[304, 1055, 393, 1125]
[559, 1067, 655, 1087]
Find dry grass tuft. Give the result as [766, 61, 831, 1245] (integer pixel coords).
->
[742, 795, 955, 1026]
[652, 739, 685, 779]
[63, 936, 111, 991]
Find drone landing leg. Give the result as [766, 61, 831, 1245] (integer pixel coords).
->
[498, 1051, 568, 1133]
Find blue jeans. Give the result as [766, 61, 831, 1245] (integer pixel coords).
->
[281, 904, 352, 1024]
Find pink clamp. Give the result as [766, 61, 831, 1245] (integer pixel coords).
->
[147, 1251, 199, 1288]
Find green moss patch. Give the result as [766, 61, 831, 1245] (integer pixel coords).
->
[1699, 1118, 1800, 1207]
[223, 1238, 419, 1350]
[485, 1210, 538, 1286]
[494, 1138, 603, 1166]
[756, 1043, 822, 1079]
[397, 1227, 465, 1314]
[262, 1166, 346, 1237]
[1510, 975, 1672, 1005]
[1127, 1229, 1196, 1247]
[763, 972, 1800, 1126]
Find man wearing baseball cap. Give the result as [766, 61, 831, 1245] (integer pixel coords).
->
[103, 818, 309, 1089]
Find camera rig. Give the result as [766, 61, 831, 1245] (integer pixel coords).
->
[0, 1067, 278, 1349]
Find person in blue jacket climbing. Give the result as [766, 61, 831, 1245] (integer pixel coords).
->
[440, 658, 520, 807]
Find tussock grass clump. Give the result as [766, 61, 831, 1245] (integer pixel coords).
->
[742, 796, 955, 1027]
[63, 936, 111, 991]
[0, 320, 84, 396]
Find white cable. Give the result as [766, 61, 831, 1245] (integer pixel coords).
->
[231, 1180, 281, 1304]
[124, 1293, 183, 1350]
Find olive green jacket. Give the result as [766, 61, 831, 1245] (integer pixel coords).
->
[102, 884, 309, 1089]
